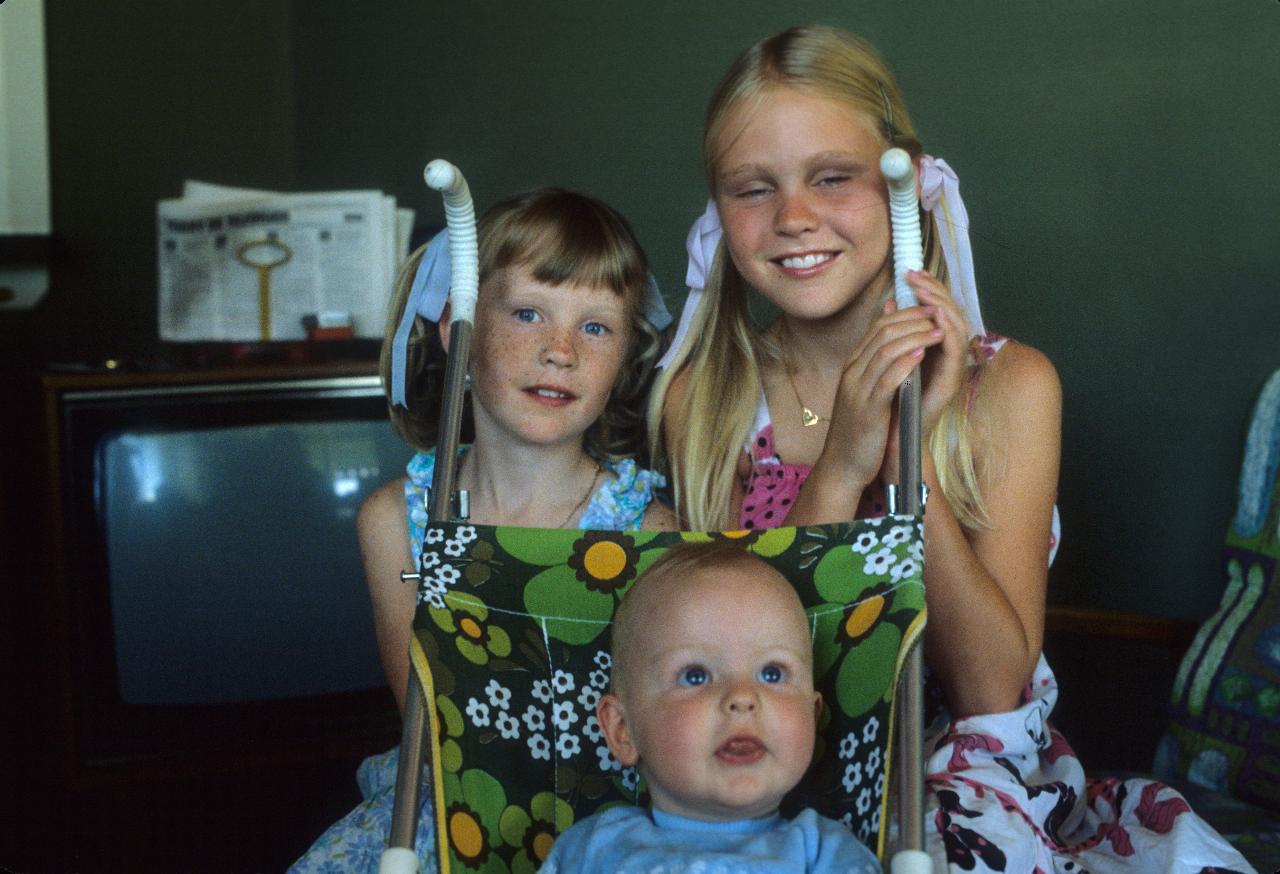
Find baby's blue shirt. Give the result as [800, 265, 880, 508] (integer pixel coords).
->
[540, 805, 881, 874]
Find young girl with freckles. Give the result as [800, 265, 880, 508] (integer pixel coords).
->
[291, 188, 677, 873]
[541, 541, 881, 874]
[650, 25, 1248, 873]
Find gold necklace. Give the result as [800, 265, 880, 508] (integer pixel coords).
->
[458, 452, 601, 528]
[557, 463, 602, 528]
[783, 363, 828, 427]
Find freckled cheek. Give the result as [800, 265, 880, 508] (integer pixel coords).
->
[719, 212, 768, 264]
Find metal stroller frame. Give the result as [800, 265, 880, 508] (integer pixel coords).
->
[378, 154, 934, 874]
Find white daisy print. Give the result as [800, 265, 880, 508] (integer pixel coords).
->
[531, 680, 553, 703]
[596, 745, 621, 772]
[496, 712, 519, 739]
[521, 705, 546, 733]
[528, 733, 551, 761]
[851, 531, 880, 555]
[589, 669, 610, 690]
[883, 524, 912, 547]
[443, 538, 466, 558]
[465, 697, 490, 727]
[891, 558, 919, 582]
[556, 734, 581, 759]
[842, 761, 863, 792]
[862, 716, 880, 744]
[838, 733, 859, 760]
[856, 787, 873, 815]
[551, 670, 575, 695]
[425, 527, 446, 545]
[552, 701, 578, 730]
[862, 548, 894, 576]
[485, 679, 511, 710]
[577, 686, 601, 711]
[455, 526, 477, 544]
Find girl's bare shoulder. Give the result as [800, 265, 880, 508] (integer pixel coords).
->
[358, 477, 408, 537]
[977, 339, 1061, 427]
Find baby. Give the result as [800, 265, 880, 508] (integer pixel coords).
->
[541, 540, 881, 873]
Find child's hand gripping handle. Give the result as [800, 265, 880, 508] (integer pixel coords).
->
[424, 159, 480, 326]
[880, 148, 923, 310]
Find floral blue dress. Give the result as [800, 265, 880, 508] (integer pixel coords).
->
[290, 448, 665, 873]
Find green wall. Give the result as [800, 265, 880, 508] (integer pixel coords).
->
[8, 0, 1280, 625]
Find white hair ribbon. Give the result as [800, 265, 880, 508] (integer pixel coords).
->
[919, 155, 986, 339]
[390, 229, 451, 407]
[656, 199, 721, 370]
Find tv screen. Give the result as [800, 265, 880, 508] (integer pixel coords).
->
[100, 418, 403, 705]
[45, 365, 414, 770]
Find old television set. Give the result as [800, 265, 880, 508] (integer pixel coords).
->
[41, 362, 414, 866]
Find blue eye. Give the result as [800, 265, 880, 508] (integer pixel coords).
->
[514, 308, 540, 323]
[758, 663, 784, 684]
[679, 666, 708, 687]
[582, 321, 609, 337]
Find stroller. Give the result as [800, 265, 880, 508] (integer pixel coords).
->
[377, 157, 934, 874]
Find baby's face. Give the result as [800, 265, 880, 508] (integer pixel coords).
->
[604, 559, 819, 821]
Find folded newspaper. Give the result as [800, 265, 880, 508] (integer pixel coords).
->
[157, 181, 414, 342]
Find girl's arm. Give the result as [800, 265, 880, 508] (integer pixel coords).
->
[922, 341, 1061, 717]
[358, 478, 417, 713]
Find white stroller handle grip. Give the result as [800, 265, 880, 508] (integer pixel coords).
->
[891, 849, 934, 874]
[880, 148, 923, 310]
[424, 158, 480, 325]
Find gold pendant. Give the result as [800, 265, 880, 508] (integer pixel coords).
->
[801, 407, 822, 427]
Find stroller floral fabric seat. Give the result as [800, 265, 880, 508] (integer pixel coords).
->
[411, 519, 925, 873]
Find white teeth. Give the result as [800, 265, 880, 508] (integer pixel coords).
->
[534, 388, 569, 399]
[781, 253, 831, 270]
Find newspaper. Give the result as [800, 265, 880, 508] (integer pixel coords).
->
[157, 181, 414, 341]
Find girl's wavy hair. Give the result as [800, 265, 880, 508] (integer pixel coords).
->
[648, 25, 993, 530]
[382, 187, 662, 463]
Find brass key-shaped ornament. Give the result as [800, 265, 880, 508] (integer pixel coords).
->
[235, 239, 293, 340]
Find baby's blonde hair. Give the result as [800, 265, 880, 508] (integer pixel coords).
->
[610, 541, 805, 698]
[383, 188, 663, 462]
[648, 25, 992, 531]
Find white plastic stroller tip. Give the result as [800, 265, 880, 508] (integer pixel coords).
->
[890, 848, 933, 874]
[880, 148, 914, 183]
[424, 159, 458, 193]
[378, 846, 421, 874]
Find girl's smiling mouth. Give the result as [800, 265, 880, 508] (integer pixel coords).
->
[773, 251, 837, 276]
[525, 385, 577, 405]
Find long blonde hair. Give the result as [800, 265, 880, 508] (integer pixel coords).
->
[648, 25, 992, 531]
